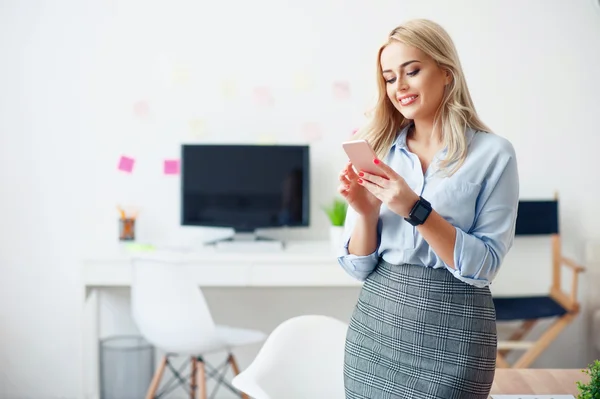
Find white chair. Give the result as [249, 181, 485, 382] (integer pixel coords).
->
[131, 255, 266, 399]
[232, 315, 348, 399]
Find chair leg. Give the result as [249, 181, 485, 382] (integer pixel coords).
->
[228, 353, 250, 399]
[146, 355, 168, 399]
[496, 353, 510, 368]
[196, 358, 207, 399]
[190, 357, 197, 399]
[513, 314, 575, 368]
[498, 319, 537, 357]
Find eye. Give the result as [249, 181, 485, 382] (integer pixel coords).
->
[407, 69, 420, 77]
[385, 77, 396, 84]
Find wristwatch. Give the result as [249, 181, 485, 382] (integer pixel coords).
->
[404, 196, 432, 226]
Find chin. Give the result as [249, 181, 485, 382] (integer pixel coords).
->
[397, 107, 420, 120]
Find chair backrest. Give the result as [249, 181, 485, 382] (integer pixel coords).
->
[232, 315, 347, 399]
[515, 200, 559, 236]
[515, 198, 562, 292]
[130, 255, 217, 353]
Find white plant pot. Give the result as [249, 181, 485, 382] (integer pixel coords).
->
[329, 225, 345, 252]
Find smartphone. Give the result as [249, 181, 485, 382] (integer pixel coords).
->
[342, 139, 381, 175]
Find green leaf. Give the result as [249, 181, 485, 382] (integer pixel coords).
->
[321, 198, 348, 227]
[576, 359, 600, 399]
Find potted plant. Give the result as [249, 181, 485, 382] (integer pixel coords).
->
[322, 198, 348, 250]
[576, 359, 600, 398]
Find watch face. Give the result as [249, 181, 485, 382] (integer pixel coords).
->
[413, 204, 430, 221]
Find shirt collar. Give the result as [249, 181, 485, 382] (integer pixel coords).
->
[391, 123, 476, 154]
[390, 122, 413, 151]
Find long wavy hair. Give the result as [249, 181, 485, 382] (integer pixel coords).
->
[355, 19, 491, 175]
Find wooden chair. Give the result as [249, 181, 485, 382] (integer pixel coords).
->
[493, 195, 585, 368]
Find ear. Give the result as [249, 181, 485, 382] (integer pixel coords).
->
[443, 68, 453, 86]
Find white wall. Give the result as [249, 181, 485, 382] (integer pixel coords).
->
[1, 0, 600, 398]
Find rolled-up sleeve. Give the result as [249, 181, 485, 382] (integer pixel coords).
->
[445, 147, 519, 287]
[336, 207, 381, 281]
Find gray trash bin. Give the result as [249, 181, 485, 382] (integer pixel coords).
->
[100, 335, 155, 399]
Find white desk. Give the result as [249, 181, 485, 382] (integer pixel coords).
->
[81, 240, 358, 399]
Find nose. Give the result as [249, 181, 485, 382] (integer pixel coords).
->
[396, 76, 409, 92]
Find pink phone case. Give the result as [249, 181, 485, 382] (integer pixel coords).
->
[342, 139, 381, 175]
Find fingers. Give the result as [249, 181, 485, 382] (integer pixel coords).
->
[359, 171, 389, 188]
[372, 158, 398, 180]
[345, 162, 359, 180]
[338, 170, 352, 185]
[337, 183, 350, 197]
[357, 177, 381, 199]
[340, 162, 360, 187]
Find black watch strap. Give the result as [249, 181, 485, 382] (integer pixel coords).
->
[404, 196, 432, 226]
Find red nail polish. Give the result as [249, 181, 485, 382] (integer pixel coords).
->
[358, 172, 364, 177]
[373, 158, 380, 164]
[357, 178, 363, 184]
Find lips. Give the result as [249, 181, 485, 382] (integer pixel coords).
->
[398, 95, 418, 106]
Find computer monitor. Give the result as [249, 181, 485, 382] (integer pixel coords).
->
[181, 144, 310, 238]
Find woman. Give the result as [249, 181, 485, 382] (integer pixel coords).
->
[337, 19, 519, 399]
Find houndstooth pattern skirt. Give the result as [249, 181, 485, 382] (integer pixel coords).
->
[344, 259, 497, 399]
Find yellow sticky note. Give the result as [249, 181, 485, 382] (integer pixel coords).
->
[172, 64, 191, 85]
[221, 80, 237, 99]
[189, 118, 206, 137]
[257, 134, 276, 144]
[293, 72, 313, 92]
[125, 243, 156, 252]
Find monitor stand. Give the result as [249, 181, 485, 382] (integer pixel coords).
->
[205, 231, 286, 251]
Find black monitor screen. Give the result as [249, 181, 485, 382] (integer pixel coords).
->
[181, 144, 310, 231]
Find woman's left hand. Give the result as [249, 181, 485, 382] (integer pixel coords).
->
[357, 158, 420, 219]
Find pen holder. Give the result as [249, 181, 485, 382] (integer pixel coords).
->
[119, 218, 136, 241]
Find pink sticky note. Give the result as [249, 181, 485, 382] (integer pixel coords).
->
[118, 156, 135, 173]
[164, 159, 180, 175]
[333, 81, 351, 100]
[253, 86, 274, 106]
[301, 122, 322, 142]
[133, 100, 149, 118]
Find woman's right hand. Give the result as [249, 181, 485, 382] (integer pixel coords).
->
[338, 162, 381, 218]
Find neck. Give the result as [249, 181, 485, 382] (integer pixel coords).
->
[410, 119, 442, 146]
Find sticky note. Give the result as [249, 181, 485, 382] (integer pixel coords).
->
[172, 64, 190, 85]
[293, 72, 313, 92]
[164, 159, 180, 175]
[221, 80, 237, 99]
[133, 100, 149, 118]
[125, 243, 156, 252]
[301, 122, 322, 142]
[333, 81, 351, 100]
[118, 156, 135, 173]
[257, 134, 276, 144]
[189, 119, 206, 137]
[253, 86, 274, 106]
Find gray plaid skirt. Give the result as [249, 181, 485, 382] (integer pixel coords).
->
[344, 259, 497, 399]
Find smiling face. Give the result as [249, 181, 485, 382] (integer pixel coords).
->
[380, 41, 451, 123]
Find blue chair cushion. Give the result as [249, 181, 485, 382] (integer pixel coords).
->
[493, 295, 567, 321]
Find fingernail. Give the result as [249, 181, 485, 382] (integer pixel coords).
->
[358, 172, 364, 177]
[357, 178, 363, 184]
[373, 158, 380, 164]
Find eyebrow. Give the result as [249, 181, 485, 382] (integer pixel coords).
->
[382, 60, 420, 74]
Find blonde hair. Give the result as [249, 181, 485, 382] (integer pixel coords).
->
[355, 19, 491, 175]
